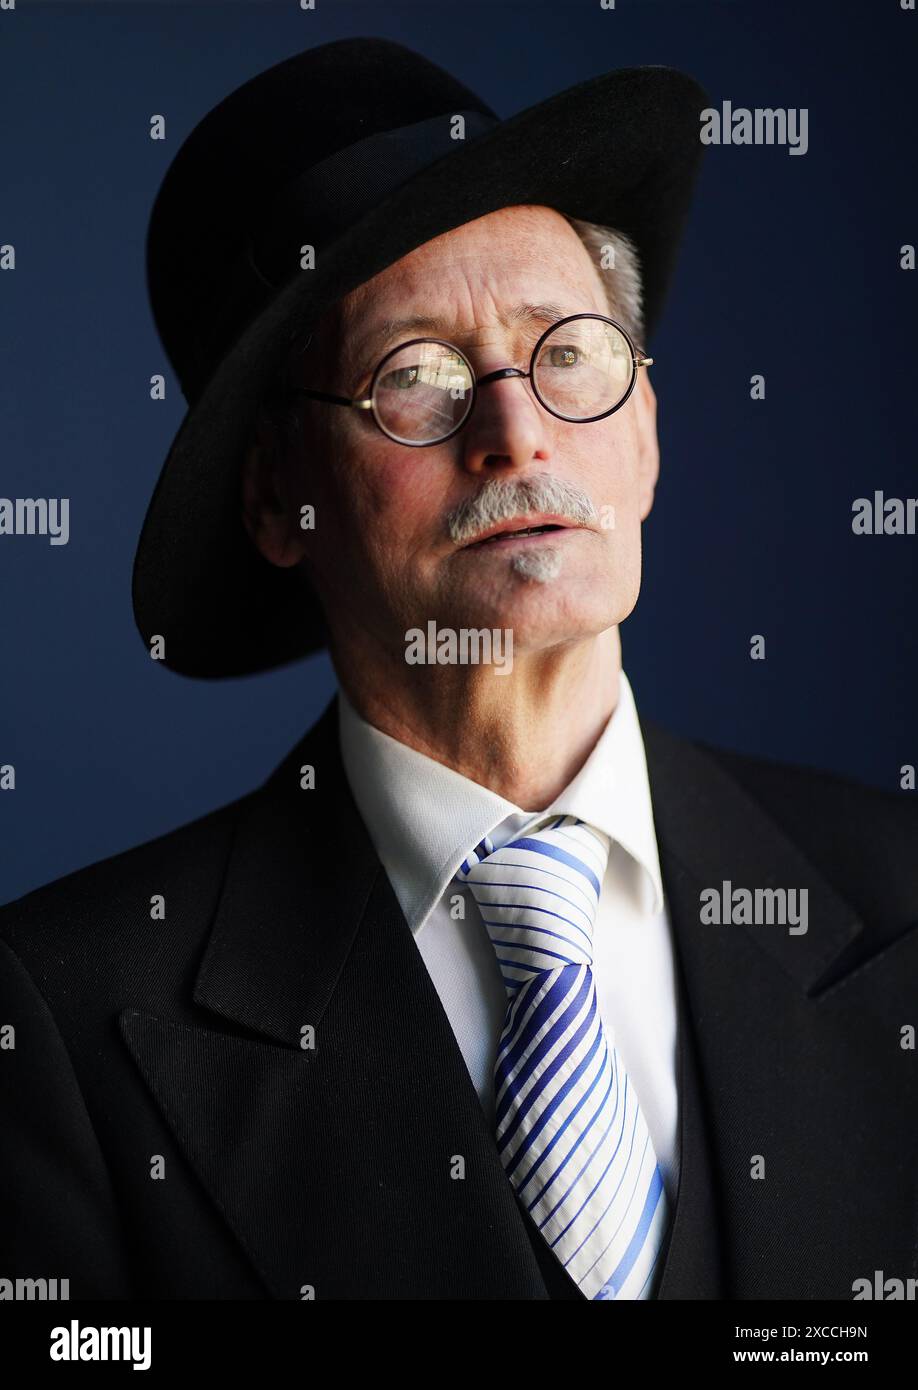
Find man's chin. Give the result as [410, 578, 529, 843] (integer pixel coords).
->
[421, 559, 630, 646]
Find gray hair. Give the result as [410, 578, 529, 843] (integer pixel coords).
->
[253, 215, 645, 465]
[562, 216, 645, 346]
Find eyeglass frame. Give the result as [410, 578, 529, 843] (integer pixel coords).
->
[289, 312, 654, 448]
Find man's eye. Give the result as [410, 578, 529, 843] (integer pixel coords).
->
[548, 345, 582, 368]
[382, 365, 421, 389]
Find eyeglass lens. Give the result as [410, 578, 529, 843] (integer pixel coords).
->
[371, 316, 635, 445]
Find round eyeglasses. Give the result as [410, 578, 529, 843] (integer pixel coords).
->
[291, 313, 653, 447]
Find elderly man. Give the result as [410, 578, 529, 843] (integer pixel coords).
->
[2, 38, 917, 1303]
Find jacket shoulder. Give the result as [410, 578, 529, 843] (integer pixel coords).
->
[698, 737, 916, 833]
[0, 789, 256, 964]
[692, 736, 918, 922]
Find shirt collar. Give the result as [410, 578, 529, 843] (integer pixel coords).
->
[337, 668, 665, 934]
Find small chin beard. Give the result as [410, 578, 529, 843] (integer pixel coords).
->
[509, 546, 563, 583]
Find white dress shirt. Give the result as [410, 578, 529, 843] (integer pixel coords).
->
[337, 668, 682, 1202]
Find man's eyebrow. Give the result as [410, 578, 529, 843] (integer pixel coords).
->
[353, 301, 574, 363]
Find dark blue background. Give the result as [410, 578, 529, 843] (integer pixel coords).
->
[2, 0, 915, 904]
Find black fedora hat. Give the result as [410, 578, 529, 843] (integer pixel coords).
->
[134, 36, 708, 678]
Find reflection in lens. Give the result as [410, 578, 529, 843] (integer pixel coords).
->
[533, 318, 634, 420]
[373, 341, 473, 444]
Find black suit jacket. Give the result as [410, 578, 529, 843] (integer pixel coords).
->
[2, 696, 917, 1300]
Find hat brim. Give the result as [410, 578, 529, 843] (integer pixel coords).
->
[133, 63, 708, 678]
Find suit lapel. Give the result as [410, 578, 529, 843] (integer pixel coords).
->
[641, 716, 918, 1298]
[655, 955, 726, 1298]
[120, 697, 550, 1299]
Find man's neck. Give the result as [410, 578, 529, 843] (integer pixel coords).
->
[333, 627, 621, 808]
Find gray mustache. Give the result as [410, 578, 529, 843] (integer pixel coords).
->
[446, 473, 597, 545]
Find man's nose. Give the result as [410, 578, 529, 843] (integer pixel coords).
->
[459, 366, 552, 475]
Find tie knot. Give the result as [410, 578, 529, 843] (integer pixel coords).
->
[456, 815, 611, 988]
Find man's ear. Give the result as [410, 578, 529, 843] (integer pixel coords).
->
[634, 368, 660, 522]
[241, 412, 309, 569]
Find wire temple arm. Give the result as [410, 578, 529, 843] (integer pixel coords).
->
[292, 387, 373, 409]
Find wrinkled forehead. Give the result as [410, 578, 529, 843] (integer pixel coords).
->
[338, 211, 603, 360]
[349, 207, 599, 314]
[284, 206, 604, 387]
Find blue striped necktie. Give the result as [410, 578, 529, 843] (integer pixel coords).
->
[456, 814, 670, 1299]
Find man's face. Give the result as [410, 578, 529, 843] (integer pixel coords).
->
[246, 204, 660, 659]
